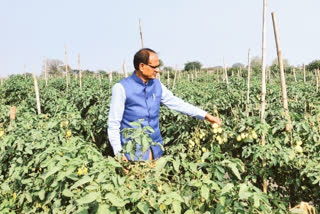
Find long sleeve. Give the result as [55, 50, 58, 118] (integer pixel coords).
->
[160, 82, 207, 119]
[107, 83, 126, 155]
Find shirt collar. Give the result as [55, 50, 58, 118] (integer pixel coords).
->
[132, 71, 153, 86]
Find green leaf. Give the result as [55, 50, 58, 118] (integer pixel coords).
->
[173, 159, 180, 172]
[167, 192, 184, 202]
[105, 193, 126, 207]
[201, 185, 209, 200]
[1, 183, 10, 191]
[137, 201, 149, 214]
[43, 166, 61, 180]
[101, 183, 114, 191]
[125, 140, 133, 153]
[228, 163, 241, 180]
[97, 204, 112, 214]
[26, 191, 32, 203]
[253, 193, 260, 208]
[141, 135, 150, 152]
[129, 121, 141, 128]
[220, 183, 234, 195]
[172, 200, 181, 214]
[62, 189, 74, 197]
[39, 189, 45, 200]
[211, 181, 220, 191]
[46, 121, 59, 129]
[154, 157, 168, 175]
[70, 176, 92, 189]
[130, 192, 142, 202]
[76, 192, 100, 205]
[238, 183, 251, 200]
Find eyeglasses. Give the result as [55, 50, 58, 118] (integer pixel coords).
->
[145, 63, 160, 70]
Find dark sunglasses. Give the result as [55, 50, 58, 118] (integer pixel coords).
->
[145, 63, 160, 69]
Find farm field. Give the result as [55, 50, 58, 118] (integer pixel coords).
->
[1, 71, 320, 213]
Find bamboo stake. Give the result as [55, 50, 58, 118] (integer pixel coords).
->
[10, 106, 16, 121]
[223, 58, 229, 86]
[187, 74, 190, 82]
[44, 57, 48, 86]
[303, 64, 306, 83]
[272, 11, 292, 133]
[316, 69, 319, 93]
[261, 0, 268, 194]
[78, 54, 82, 89]
[191, 73, 194, 82]
[293, 68, 297, 82]
[65, 45, 69, 90]
[167, 70, 170, 86]
[24, 65, 27, 80]
[123, 60, 128, 78]
[246, 49, 251, 117]
[33, 73, 41, 115]
[109, 72, 113, 84]
[139, 19, 144, 48]
[172, 69, 177, 89]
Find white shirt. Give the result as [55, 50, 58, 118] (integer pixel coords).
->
[107, 82, 207, 155]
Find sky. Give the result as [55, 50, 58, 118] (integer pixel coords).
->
[1, 0, 319, 77]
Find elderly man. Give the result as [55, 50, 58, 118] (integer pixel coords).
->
[108, 48, 221, 161]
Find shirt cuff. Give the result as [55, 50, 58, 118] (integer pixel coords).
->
[112, 144, 123, 156]
[198, 109, 207, 120]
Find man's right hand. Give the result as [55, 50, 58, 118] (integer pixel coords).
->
[122, 155, 128, 162]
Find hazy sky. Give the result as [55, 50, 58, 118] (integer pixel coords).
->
[1, 0, 319, 77]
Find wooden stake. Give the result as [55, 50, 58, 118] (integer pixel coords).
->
[261, 0, 268, 194]
[272, 11, 292, 133]
[10, 106, 16, 121]
[172, 68, 177, 89]
[167, 70, 170, 86]
[33, 73, 41, 115]
[139, 19, 144, 48]
[223, 58, 229, 86]
[65, 45, 69, 89]
[109, 72, 113, 84]
[123, 60, 128, 78]
[293, 68, 297, 82]
[316, 69, 319, 93]
[44, 57, 48, 86]
[78, 54, 82, 89]
[303, 64, 306, 83]
[24, 65, 27, 80]
[246, 48, 251, 117]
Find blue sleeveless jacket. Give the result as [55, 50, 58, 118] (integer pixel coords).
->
[119, 72, 163, 161]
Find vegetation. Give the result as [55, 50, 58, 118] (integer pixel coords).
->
[0, 70, 320, 213]
[184, 61, 202, 71]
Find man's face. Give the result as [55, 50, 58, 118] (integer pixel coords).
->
[140, 52, 160, 80]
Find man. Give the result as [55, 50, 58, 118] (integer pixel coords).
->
[108, 48, 221, 161]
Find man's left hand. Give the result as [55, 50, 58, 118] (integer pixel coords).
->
[205, 113, 222, 126]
